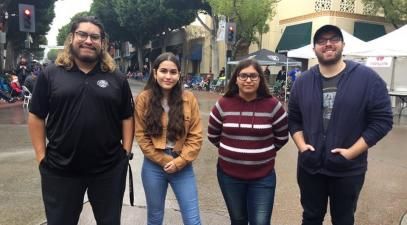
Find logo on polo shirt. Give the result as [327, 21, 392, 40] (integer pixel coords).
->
[97, 80, 109, 88]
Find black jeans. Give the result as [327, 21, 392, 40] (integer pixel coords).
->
[39, 157, 128, 225]
[297, 167, 365, 225]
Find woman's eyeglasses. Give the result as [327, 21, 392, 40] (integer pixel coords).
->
[238, 73, 259, 81]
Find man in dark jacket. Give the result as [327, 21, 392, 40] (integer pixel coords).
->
[16, 57, 31, 84]
[288, 25, 393, 225]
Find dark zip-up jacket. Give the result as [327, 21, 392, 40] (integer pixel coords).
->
[288, 60, 393, 177]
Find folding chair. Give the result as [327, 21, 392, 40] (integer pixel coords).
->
[22, 86, 32, 108]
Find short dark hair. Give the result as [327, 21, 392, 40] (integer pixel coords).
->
[70, 16, 106, 39]
[224, 59, 271, 98]
[313, 25, 343, 46]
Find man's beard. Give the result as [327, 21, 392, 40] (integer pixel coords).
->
[70, 44, 100, 63]
[316, 48, 343, 66]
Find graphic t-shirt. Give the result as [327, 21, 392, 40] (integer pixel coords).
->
[321, 71, 342, 131]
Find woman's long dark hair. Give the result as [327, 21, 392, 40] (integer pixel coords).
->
[224, 59, 272, 98]
[144, 52, 185, 141]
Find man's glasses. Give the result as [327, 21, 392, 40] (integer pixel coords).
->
[316, 36, 342, 45]
[238, 73, 259, 81]
[74, 31, 102, 42]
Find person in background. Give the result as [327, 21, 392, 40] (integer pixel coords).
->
[208, 59, 289, 225]
[288, 66, 301, 83]
[28, 16, 134, 225]
[276, 66, 286, 83]
[218, 67, 225, 77]
[9, 75, 23, 98]
[288, 24, 393, 225]
[264, 65, 271, 84]
[16, 57, 31, 85]
[134, 52, 203, 225]
[23, 71, 38, 93]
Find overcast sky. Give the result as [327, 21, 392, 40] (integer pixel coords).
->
[46, 0, 93, 46]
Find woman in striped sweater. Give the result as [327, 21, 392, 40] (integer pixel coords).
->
[208, 59, 289, 225]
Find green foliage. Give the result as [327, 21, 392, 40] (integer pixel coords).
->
[56, 11, 90, 46]
[111, 0, 199, 46]
[362, 0, 407, 28]
[90, 0, 128, 42]
[109, 0, 202, 69]
[205, 0, 278, 57]
[47, 48, 59, 61]
[4, 0, 56, 58]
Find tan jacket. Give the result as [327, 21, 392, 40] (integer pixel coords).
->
[134, 90, 203, 170]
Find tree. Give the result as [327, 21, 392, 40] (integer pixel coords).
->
[56, 11, 90, 45]
[112, 0, 200, 70]
[362, 0, 407, 28]
[90, 0, 128, 42]
[47, 48, 59, 61]
[3, 0, 56, 69]
[205, 0, 278, 59]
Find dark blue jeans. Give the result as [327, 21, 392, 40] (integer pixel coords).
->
[297, 167, 365, 225]
[217, 166, 276, 225]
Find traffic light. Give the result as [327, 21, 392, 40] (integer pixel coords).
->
[19, 4, 35, 33]
[23, 9, 31, 29]
[226, 23, 236, 44]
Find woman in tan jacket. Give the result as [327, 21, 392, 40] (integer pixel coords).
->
[134, 52, 203, 225]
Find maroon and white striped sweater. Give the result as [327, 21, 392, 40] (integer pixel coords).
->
[208, 95, 288, 180]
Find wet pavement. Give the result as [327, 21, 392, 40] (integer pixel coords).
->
[0, 79, 406, 225]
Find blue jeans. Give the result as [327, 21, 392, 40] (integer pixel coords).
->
[141, 149, 201, 225]
[217, 166, 276, 225]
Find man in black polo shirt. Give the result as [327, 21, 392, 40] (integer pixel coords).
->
[28, 16, 134, 225]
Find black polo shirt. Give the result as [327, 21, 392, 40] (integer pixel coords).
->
[30, 63, 134, 175]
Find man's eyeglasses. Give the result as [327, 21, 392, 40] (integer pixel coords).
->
[316, 36, 342, 45]
[238, 73, 259, 81]
[74, 31, 102, 42]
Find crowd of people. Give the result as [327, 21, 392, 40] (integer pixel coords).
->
[0, 58, 43, 105]
[24, 16, 393, 225]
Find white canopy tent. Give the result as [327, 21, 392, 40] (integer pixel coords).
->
[347, 25, 407, 57]
[286, 26, 407, 91]
[287, 29, 368, 59]
[227, 49, 301, 102]
[347, 25, 407, 91]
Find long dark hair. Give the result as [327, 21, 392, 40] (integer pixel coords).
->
[144, 52, 185, 141]
[224, 59, 271, 98]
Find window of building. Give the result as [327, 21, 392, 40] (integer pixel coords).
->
[315, 0, 332, 11]
[340, 0, 355, 13]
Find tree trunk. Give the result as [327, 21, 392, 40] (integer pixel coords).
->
[137, 47, 143, 74]
[211, 17, 219, 77]
[196, 13, 220, 75]
[5, 40, 15, 71]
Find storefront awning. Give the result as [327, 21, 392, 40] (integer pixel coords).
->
[353, 22, 386, 42]
[276, 22, 312, 53]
